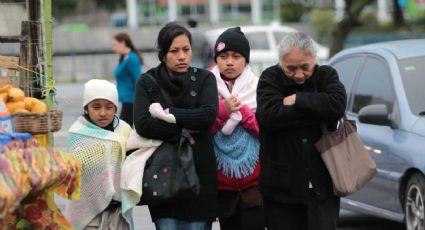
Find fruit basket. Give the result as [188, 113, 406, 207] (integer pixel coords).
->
[11, 110, 63, 134]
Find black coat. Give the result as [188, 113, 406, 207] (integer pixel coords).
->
[133, 63, 218, 221]
[256, 64, 347, 204]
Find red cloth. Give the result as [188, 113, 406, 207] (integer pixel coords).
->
[217, 163, 260, 191]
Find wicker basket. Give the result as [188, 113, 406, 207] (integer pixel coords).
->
[12, 110, 63, 134]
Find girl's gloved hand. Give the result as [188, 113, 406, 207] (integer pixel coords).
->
[221, 112, 242, 135]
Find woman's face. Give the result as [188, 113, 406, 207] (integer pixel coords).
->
[112, 39, 127, 55]
[164, 34, 192, 74]
[280, 48, 316, 85]
[216, 51, 247, 80]
[85, 99, 116, 127]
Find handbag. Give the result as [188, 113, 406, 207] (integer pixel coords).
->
[139, 74, 200, 205]
[315, 115, 377, 196]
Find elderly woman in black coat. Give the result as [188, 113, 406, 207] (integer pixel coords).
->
[133, 22, 218, 230]
[256, 32, 347, 230]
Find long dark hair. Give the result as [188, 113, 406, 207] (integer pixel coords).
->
[156, 22, 192, 62]
[114, 32, 144, 64]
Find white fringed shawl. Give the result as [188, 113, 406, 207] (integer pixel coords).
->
[120, 102, 175, 223]
[120, 130, 161, 219]
[210, 65, 258, 134]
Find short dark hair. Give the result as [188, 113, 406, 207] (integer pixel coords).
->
[157, 22, 192, 62]
[187, 18, 198, 28]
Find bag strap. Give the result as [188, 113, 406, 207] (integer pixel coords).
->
[147, 73, 196, 144]
[146, 73, 174, 107]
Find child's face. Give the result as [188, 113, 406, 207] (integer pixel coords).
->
[216, 51, 247, 80]
[85, 99, 117, 127]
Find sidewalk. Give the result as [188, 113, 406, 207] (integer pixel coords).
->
[55, 196, 219, 230]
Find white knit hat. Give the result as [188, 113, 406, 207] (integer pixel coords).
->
[83, 79, 118, 108]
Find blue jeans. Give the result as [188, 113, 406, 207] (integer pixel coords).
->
[154, 218, 212, 230]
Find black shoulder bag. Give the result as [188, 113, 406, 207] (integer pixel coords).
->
[139, 74, 200, 206]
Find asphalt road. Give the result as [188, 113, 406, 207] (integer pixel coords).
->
[53, 83, 405, 230]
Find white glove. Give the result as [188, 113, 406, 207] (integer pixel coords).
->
[221, 112, 242, 135]
[149, 103, 176, 124]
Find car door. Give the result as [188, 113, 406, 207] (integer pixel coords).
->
[329, 54, 364, 102]
[345, 55, 402, 212]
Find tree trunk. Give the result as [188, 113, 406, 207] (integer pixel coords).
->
[329, 0, 374, 57]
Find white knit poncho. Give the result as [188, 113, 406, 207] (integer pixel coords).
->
[65, 116, 132, 230]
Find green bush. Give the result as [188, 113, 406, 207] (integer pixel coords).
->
[281, 4, 306, 22]
[53, 0, 79, 17]
[309, 8, 335, 44]
[359, 11, 379, 29]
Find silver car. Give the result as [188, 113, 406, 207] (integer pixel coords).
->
[327, 39, 425, 230]
[205, 23, 329, 75]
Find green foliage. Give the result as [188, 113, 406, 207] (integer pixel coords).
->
[309, 8, 335, 44]
[53, 0, 78, 17]
[53, 0, 125, 18]
[359, 11, 379, 29]
[95, 0, 125, 11]
[280, 3, 306, 22]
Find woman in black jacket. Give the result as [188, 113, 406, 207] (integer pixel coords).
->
[133, 22, 218, 230]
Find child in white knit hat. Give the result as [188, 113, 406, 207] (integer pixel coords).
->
[65, 79, 133, 230]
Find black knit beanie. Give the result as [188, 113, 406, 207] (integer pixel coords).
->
[214, 27, 250, 63]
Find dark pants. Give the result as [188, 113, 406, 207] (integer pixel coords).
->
[264, 190, 340, 230]
[219, 206, 264, 230]
[154, 218, 212, 230]
[120, 103, 133, 127]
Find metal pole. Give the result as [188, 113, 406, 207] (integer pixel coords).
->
[127, 0, 138, 28]
[335, 0, 345, 22]
[274, 0, 280, 22]
[251, 0, 261, 24]
[231, 0, 238, 20]
[168, 0, 177, 22]
[149, 0, 155, 25]
[209, 0, 219, 25]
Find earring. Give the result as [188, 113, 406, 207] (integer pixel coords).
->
[113, 115, 120, 129]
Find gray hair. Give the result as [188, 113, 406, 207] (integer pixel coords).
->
[278, 32, 317, 63]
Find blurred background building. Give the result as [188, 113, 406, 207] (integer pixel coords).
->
[1, 0, 424, 82]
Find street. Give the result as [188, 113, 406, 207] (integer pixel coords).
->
[53, 83, 405, 230]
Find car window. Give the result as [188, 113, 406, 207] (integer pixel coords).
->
[330, 55, 364, 100]
[399, 56, 425, 116]
[352, 56, 395, 115]
[245, 32, 269, 50]
[273, 32, 287, 46]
